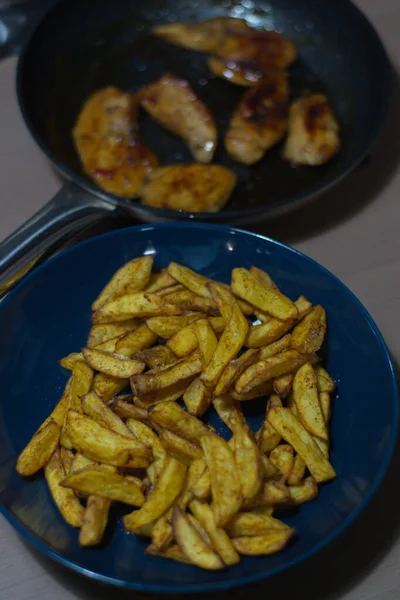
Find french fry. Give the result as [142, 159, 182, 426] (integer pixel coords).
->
[134, 378, 195, 408]
[269, 444, 294, 481]
[82, 348, 145, 379]
[315, 365, 335, 393]
[61, 466, 145, 506]
[232, 529, 294, 555]
[183, 377, 211, 417]
[191, 469, 211, 501]
[249, 266, 278, 290]
[201, 304, 248, 388]
[243, 481, 290, 509]
[207, 282, 237, 322]
[159, 429, 203, 466]
[70, 361, 94, 413]
[114, 324, 158, 357]
[273, 373, 294, 398]
[164, 288, 219, 316]
[291, 305, 327, 354]
[134, 345, 178, 369]
[201, 435, 241, 526]
[126, 419, 166, 462]
[259, 334, 292, 360]
[87, 320, 139, 348]
[293, 362, 328, 440]
[132, 353, 202, 396]
[82, 391, 132, 436]
[287, 454, 307, 486]
[214, 349, 260, 396]
[124, 456, 187, 531]
[256, 395, 282, 453]
[66, 410, 152, 468]
[59, 352, 85, 370]
[190, 499, 240, 565]
[109, 398, 149, 423]
[233, 423, 264, 500]
[93, 292, 182, 324]
[226, 511, 289, 537]
[168, 262, 213, 299]
[267, 407, 336, 483]
[79, 496, 111, 547]
[320, 391, 331, 423]
[146, 544, 192, 564]
[93, 373, 129, 402]
[172, 505, 224, 570]
[145, 269, 177, 293]
[288, 476, 318, 505]
[261, 454, 281, 480]
[16, 420, 60, 476]
[149, 401, 213, 442]
[187, 514, 213, 546]
[146, 313, 204, 338]
[70, 453, 95, 475]
[167, 317, 225, 357]
[231, 381, 273, 402]
[60, 447, 75, 475]
[44, 448, 85, 527]
[231, 268, 298, 320]
[92, 256, 154, 310]
[195, 319, 218, 367]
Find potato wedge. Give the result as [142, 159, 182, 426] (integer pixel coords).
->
[109, 398, 149, 423]
[320, 391, 331, 423]
[288, 476, 318, 505]
[201, 304, 248, 388]
[226, 511, 289, 537]
[159, 429, 203, 466]
[92, 256, 153, 310]
[187, 514, 213, 546]
[293, 362, 327, 440]
[82, 391, 132, 436]
[146, 543, 192, 564]
[126, 418, 166, 461]
[273, 373, 294, 398]
[66, 410, 152, 468]
[249, 266, 278, 290]
[82, 347, 145, 379]
[132, 353, 202, 396]
[233, 424, 264, 500]
[60, 447, 74, 475]
[191, 469, 211, 500]
[165, 288, 219, 316]
[124, 456, 187, 530]
[167, 317, 225, 357]
[145, 269, 177, 293]
[93, 373, 129, 402]
[147, 313, 204, 338]
[149, 401, 213, 442]
[87, 320, 139, 348]
[16, 420, 60, 476]
[172, 505, 224, 570]
[287, 453, 307, 486]
[44, 448, 85, 527]
[168, 262, 213, 299]
[291, 305, 327, 354]
[70, 453, 96, 475]
[315, 365, 335, 393]
[41, 378, 72, 429]
[231, 381, 273, 402]
[259, 334, 292, 360]
[195, 318, 218, 367]
[232, 529, 294, 555]
[61, 466, 145, 506]
[270, 444, 294, 481]
[215, 349, 260, 396]
[231, 268, 297, 320]
[207, 281, 238, 322]
[190, 499, 240, 565]
[201, 435, 241, 526]
[134, 377, 194, 408]
[267, 407, 336, 482]
[261, 454, 280, 480]
[135, 345, 178, 369]
[243, 481, 290, 509]
[59, 352, 85, 370]
[93, 292, 182, 323]
[255, 395, 282, 453]
[70, 361, 94, 413]
[113, 323, 158, 357]
[79, 496, 111, 547]
[183, 377, 212, 417]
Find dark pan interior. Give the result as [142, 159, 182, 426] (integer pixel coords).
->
[18, 0, 391, 218]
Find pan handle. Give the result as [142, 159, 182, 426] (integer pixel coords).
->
[0, 182, 116, 297]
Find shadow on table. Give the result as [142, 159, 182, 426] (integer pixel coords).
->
[253, 66, 400, 246]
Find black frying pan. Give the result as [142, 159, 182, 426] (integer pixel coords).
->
[0, 0, 392, 292]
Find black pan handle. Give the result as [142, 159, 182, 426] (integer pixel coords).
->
[0, 182, 116, 297]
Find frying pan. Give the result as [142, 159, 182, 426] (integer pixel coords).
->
[0, 0, 392, 293]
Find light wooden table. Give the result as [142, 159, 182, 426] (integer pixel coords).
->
[1, 0, 400, 598]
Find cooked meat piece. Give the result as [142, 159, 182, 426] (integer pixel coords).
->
[208, 30, 296, 86]
[73, 87, 158, 198]
[140, 164, 237, 212]
[282, 94, 340, 166]
[226, 71, 289, 165]
[139, 73, 217, 163]
[153, 17, 250, 52]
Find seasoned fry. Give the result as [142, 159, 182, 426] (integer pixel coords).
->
[270, 444, 294, 481]
[195, 318, 219, 367]
[273, 373, 294, 398]
[226, 511, 289, 537]
[66, 410, 152, 468]
[16, 420, 60, 476]
[315, 366, 335, 393]
[256, 394, 281, 452]
[165, 289, 219, 316]
[249, 266, 277, 290]
[215, 349, 260, 396]
[82, 391, 132, 436]
[79, 496, 111, 547]
[234, 423, 264, 500]
[59, 352, 85, 370]
[109, 398, 149, 423]
[87, 320, 139, 348]
[159, 429, 203, 465]
[267, 407, 336, 483]
[44, 448, 85, 527]
[149, 401, 213, 442]
[93, 373, 129, 402]
[291, 305, 327, 354]
[287, 453, 307, 486]
[173, 506, 224, 570]
[320, 391, 331, 423]
[145, 269, 177, 293]
[124, 456, 187, 530]
[147, 314, 204, 338]
[293, 362, 328, 440]
[146, 544, 192, 564]
[126, 419, 166, 462]
[168, 262, 213, 299]
[231, 380, 273, 402]
[259, 334, 292, 360]
[134, 378, 194, 408]
[288, 476, 318, 505]
[70, 361, 94, 413]
[191, 469, 211, 501]
[243, 480, 290, 509]
[132, 353, 202, 396]
[183, 377, 211, 417]
[135, 345, 178, 369]
[82, 348, 145, 379]
[60, 447, 74, 475]
[232, 529, 294, 555]
[93, 292, 182, 324]
[167, 316, 225, 357]
[113, 324, 158, 357]
[92, 256, 153, 310]
[190, 499, 240, 565]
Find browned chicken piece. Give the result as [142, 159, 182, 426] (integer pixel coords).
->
[208, 30, 296, 86]
[153, 17, 250, 53]
[226, 71, 289, 165]
[282, 94, 340, 166]
[141, 164, 237, 212]
[139, 74, 217, 164]
[73, 87, 158, 198]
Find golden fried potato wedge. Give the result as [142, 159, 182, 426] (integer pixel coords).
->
[132, 353, 202, 396]
[187, 514, 213, 545]
[267, 407, 336, 483]
[231, 381, 273, 402]
[59, 352, 85, 370]
[93, 292, 183, 323]
[133, 377, 194, 408]
[201, 435, 241, 526]
[288, 476, 318, 505]
[183, 377, 212, 417]
[243, 480, 290, 509]
[82, 348, 145, 379]
[145, 269, 177, 293]
[226, 511, 289, 537]
[16, 420, 60, 476]
[190, 499, 240, 565]
[124, 456, 187, 530]
[60, 447, 74, 475]
[231, 268, 297, 320]
[108, 398, 149, 423]
[113, 324, 158, 358]
[293, 362, 327, 440]
[195, 318, 219, 367]
[70, 361, 94, 413]
[126, 418, 166, 462]
[61, 466, 145, 506]
[66, 410, 152, 468]
[172, 505, 224, 570]
[167, 262, 213, 299]
[165, 288, 219, 316]
[261, 454, 280, 480]
[135, 345, 178, 369]
[233, 424, 264, 500]
[259, 334, 292, 360]
[82, 391, 132, 437]
[167, 316, 225, 357]
[70, 453, 96, 475]
[159, 429, 203, 466]
[291, 305, 327, 354]
[146, 314, 204, 338]
[269, 444, 294, 481]
[92, 256, 153, 310]
[255, 394, 282, 453]
[320, 391, 331, 423]
[93, 373, 129, 402]
[44, 448, 85, 527]
[79, 496, 111, 547]
[149, 401, 213, 442]
[146, 543, 192, 564]
[201, 304, 248, 388]
[315, 366, 335, 393]
[273, 373, 294, 398]
[287, 453, 307, 486]
[232, 529, 294, 555]
[215, 349, 260, 396]
[212, 395, 245, 432]
[191, 469, 211, 501]
[87, 320, 139, 348]
[249, 266, 278, 290]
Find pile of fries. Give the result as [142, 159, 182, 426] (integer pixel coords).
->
[16, 256, 336, 569]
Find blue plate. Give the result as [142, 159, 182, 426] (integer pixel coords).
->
[0, 223, 397, 594]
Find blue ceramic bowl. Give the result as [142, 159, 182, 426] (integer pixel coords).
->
[0, 223, 397, 594]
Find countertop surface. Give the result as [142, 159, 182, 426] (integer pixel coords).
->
[1, 0, 400, 598]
